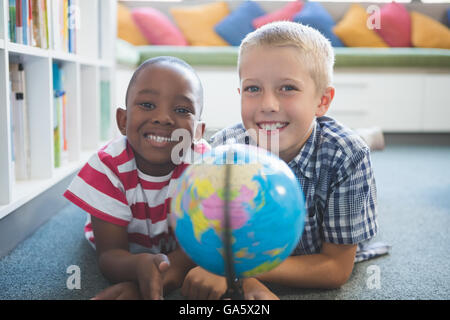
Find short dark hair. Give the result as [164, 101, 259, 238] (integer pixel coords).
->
[125, 56, 204, 118]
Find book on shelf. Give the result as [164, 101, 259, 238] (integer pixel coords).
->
[19, 0, 35, 46]
[97, 0, 103, 60]
[52, 0, 77, 53]
[100, 80, 111, 142]
[9, 63, 31, 181]
[68, 0, 77, 54]
[14, 0, 23, 44]
[22, 0, 28, 45]
[8, 80, 16, 184]
[32, 0, 48, 49]
[8, 0, 16, 43]
[52, 62, 68, 168]
[28, 0, 36, 47]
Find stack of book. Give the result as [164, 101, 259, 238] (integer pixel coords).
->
[8, 0, 77, 53]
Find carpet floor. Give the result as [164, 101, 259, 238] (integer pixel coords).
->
[1, 141, 449, 300]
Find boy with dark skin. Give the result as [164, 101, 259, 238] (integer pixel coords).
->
[78, 57, 204, 300]
[65, 57, 277, 300]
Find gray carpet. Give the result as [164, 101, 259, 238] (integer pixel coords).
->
[1, 140, 449, 300]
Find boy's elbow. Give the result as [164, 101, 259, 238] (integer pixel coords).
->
[321, 243, 357, 289]
[328, 273, 351, 289]
[327, 267, 353, 289]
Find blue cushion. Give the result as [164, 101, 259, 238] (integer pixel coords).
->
[293, 2, 344, 47]
[447, 8, 450, 27]
[214, 1, 266, 46]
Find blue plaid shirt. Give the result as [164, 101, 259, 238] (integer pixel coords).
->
[209, 116, 378, 256]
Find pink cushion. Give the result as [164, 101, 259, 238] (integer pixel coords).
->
[131, 8, 187, 46]
[252, 0, 304, 29]
[374, 2, 411, 47]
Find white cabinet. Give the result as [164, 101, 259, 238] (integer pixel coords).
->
[423, 74, 450, 132]
[330, 69, 450, 132]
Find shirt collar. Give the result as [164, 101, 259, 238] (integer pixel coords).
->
[288, 120, 319, 179]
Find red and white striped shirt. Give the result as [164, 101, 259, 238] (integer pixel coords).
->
[63, 136, 210, 254]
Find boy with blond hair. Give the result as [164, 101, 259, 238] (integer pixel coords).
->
[181, 21, 379, 299]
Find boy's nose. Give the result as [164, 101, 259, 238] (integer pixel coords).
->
[260, 92, 279, 113]
[150, 108, 174, 125]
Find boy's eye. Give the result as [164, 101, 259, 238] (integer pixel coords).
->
[280, 85, 297, 92]
[139, 102, 155, 109]
[175, 106, 193, 114]
[244, 86, 260, 93]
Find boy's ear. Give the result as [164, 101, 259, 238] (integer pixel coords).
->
[237, 87, 241, 95]
[316, 87, 335, 117]
[194, 121, 206, 142]
[116, 107, 127, 136]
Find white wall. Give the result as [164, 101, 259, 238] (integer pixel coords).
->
[196, 66, 242, 130]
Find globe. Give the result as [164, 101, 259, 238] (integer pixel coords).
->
[170, 144, 306, 278]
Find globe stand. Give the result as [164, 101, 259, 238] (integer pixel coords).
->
[221, 278, 244, 300]
[220, 163, 245, 300]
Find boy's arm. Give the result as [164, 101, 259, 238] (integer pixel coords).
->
[256, 242, 357, 289]
[258, 145, 375, 289]
[91, 216, 169, 299]
[163, 246, 196, 294]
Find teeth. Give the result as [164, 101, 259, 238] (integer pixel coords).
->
[144, 134, 173, 143]
[259, 122, 287, 130]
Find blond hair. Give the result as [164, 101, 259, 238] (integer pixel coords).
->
[238, 21, 335, 94]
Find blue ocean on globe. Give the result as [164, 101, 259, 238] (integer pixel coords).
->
[171, 144, 306, 278]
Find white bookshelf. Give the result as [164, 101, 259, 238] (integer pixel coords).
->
[0, 0, 117, 219]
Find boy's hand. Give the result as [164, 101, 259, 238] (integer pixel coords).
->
[91, 281, 142, 300]
[181, 266, 227, 300]
[136, 253, 170, 300]
[181, 267, 279, 300]
[243, 278, 279, 300]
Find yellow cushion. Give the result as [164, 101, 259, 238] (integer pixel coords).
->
[333, 4, 388, 47]
[410, 11, 450, 49]
[170, 2, 230, 46]
[117, 3, 148, 46]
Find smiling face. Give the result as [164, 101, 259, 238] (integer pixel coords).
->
[117, 62, 203, 176]
[239, 45, 333, 163]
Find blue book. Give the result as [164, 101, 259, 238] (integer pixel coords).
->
[53, 63, 61, 167]
[22, 0, 28, 45]
[68, 0, 74, 53]
[52, 63, 67, 167]
[53, 62, 61, 93]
